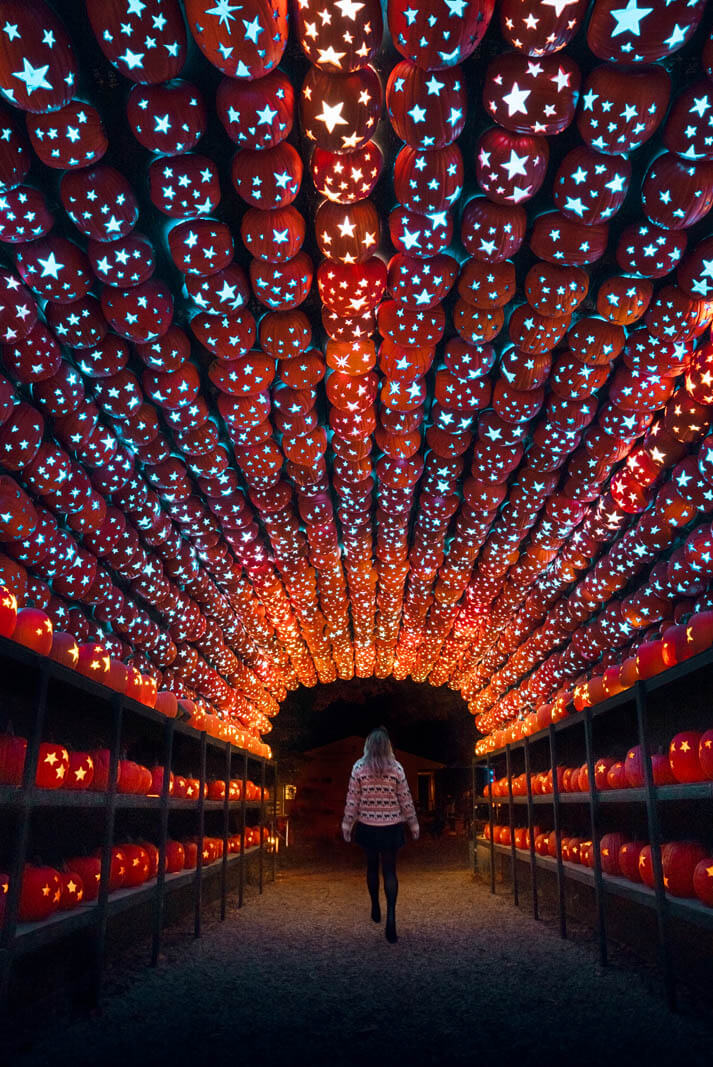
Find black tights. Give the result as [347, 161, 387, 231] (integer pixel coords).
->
[365, 848, 398, 911]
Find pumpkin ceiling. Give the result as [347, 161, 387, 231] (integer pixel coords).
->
[2, 0, 713, 757]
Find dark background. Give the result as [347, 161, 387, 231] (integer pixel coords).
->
[269, 676, 473, 776]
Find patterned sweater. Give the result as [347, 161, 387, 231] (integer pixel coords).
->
[342, 759, 419, 833]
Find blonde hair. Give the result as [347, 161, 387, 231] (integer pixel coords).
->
[362, 726, 395, 775]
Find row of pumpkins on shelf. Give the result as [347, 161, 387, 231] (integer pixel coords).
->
[0, 734, 267, 801]
[0, 830, 269, 924]
[0, 594, 270, 759]
[482, 825, 713, 908]
[488, 730, 713, 798]
[478, 611, 713, 754]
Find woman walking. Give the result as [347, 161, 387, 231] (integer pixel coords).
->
[342, 727, 419, 943]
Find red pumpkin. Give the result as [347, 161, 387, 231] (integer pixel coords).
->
[295, 0, 383, 72]
[117, 760, 143, 795]
[182, 841, 198, 869]
[76, 642, 110, 682]
[635, 639, 668, 680]
[0, 185, 53, 243]
[241, 206, 305, 264]
[476, 128, 548, 206]
[554, 146, 630, 225]
[638, 844, 655, 888]
[149, 154, 220, 217]
[18, 865, 62, 922]
[216, 69, 294, 150]
[127, 80, 205, 155]
[300, 66, 381, 152]
[65, 752, 94, 791]
[35, 743, 70, 790]
[61, 166, 138, 243]
[642, 154, 713, 231]
[93, 846, 127, 892]
[12, 608, 53, 656]
[138, 842, 160, 880]
[662, 841, 708, 897]
[692, 858, 713, 907]
[0, 1, 77, 113]
[86, 0, 187, 83]
[89, 749, 118, 792]
[388, 0, 493, 69]
[310, 140, 383, 204]
[184, 777, 201, 801]
[669, 732, 707, 783]
[65, 856, 101, 901]
[315, 200, 380, 264]
[387, 61, 466, 149]
[587, 0, 705, 64]
[0, 112, 30, 192]
[599, 832, 627, 876]
[619, 841, 647, 882]
[59, 871, 84, 910]
[185, 0, 288, 81]
[499, 0, 586, 56]
[461, 197, 526, 262]
[530, 211, 609, 267]
[0, 732, 26, 785]
[393, 143, 463, 214]
[168, 220, 234, 275]
[172, 775, 188, 799]
[164, 840, 185, 873]
[140, 675, 157, 708]
[698, 730, 713, 779]
[483, 52, 580, 136]
[27, 99, 107, 171]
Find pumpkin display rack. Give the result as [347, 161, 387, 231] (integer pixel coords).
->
[0, 633, 278, 1011]
[473, 643, 713, 1011]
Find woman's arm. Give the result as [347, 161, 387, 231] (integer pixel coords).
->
[341, 768, 361, 841]
[396, 767, 420, 840]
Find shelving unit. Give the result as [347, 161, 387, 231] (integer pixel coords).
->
[473, 646, 713, 1011]
[0, 634, 280, 1011]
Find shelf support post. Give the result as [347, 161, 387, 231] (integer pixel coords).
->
[94, 692, 123, 1003]
[486, 755, 495, 894]
[238, 749, 248, 908]
[636, 682, 676, 1010]
[220, 741, 231, 922]
[584, 708, 608, 967]
[505, 744, 519, 907]
[151, 717, 174, 966]
[548, 724, 567, 939]
[194, 730, 207, 939]
[259, 759, 266, 894]
[272, 760, 278, 883]
[523, 737, 539, 921]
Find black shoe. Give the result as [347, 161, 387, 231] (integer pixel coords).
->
[371, 900, 381, 923]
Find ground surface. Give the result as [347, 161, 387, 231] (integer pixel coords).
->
[9, 838, 713, 1067]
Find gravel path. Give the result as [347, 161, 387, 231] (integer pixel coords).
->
[10, 852, 713, 1067]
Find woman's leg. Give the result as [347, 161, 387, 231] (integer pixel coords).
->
[365, 847, 381, 921]
[381, 848, 398, 942]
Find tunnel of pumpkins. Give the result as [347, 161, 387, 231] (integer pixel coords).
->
[2, 0, 713, 999]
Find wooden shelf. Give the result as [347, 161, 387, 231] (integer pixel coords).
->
[12, 847, 262, 956]
[475, 782, 713, 807]
[476, 839, 713, 931]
